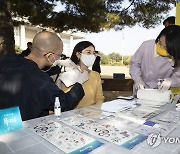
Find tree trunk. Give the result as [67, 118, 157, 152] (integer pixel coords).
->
[0, 0, 15, 58]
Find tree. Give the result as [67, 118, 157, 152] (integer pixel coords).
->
[108, 52, 122, 63]
[123, 56, 131, 66]
[0, 1, 15, 57]
[100, 52, 109, 64]
[0, 0, 176, 56]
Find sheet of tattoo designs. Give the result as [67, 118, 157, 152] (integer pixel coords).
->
[27, 120, 104, 154]
[60, 114, 147, 150]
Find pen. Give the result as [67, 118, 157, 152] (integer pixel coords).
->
[157, 119, 171, 123]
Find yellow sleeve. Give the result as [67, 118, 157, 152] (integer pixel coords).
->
[60, 82, 72, 93]
[94, 74, 104, 104]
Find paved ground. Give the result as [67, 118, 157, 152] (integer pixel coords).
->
[100, 65, 131, 78]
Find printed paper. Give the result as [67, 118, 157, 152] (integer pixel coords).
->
[28, 120, 103, 154]
[61, 114, 146, 150]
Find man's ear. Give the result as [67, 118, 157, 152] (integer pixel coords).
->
[43, 53, 54, 63]
[44, 52, 52, 58]
[76, 52, 81, 59]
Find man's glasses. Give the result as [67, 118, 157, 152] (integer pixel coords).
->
[44, 52, 61, 57]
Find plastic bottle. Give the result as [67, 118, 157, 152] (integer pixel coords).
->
[54, 97, 61, 119]
[157, 79, 164, 89]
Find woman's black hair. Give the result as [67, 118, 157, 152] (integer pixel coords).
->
[155, 25, 180, 67]
[71, 41, 95, 64]
[163, 16, 175, 26]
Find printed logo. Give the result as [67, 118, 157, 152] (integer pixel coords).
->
[146, 133, 161, 148]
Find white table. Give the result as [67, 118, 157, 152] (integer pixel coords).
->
[1, 100, 180, 154]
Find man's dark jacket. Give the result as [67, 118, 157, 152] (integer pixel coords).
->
[0, 54, 84, 121]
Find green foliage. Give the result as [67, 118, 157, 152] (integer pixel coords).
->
[9, 0, 175, 32]
[0, 0, 175, 57]
[99, 51, 131, 66]
[123, 56, 131, 66]
[108, 52, 122, 63]
[123, 60, 130, 66]
[112, 62, 123, 66]
[99, 52, 109, 65]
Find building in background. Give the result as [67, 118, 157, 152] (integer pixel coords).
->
[14, 25, 85, 57]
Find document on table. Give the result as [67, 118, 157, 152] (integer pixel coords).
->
[27, 120, 104, 154]
[136, 99, 168, 108]
[100, 99, 138, 113]
[155, 110, 180, 124]
[61, 114, 147, 150]
[115, 106, 164, 125]
[134, 120, 176, 137]
[74, 107, 111, 119]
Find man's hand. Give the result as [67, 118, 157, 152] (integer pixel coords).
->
[76, 70, 89, 84]
[158, 80, 172, 92]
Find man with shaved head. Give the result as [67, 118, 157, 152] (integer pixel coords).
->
[0, 31, 88, 121]
[27, 31, 64, 69]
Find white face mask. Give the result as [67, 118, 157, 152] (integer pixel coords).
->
[80, 53, 96, 67]
[46, 53, 56, 66]
[42, 54, 60, 72]
[52, 59, 59, 67]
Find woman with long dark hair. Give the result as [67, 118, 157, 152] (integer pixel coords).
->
[130, 25, 180, 96]
[60, 41, 104, 108]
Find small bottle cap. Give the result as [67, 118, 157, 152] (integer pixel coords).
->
[55, 97, 59, 102]
[55, 97, 60, 107]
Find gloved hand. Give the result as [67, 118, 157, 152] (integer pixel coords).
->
[135, 82, 145, 90]
[76, 70, 89, 84]
[158, 80, 172, 92]
[54, 59, 78, 68]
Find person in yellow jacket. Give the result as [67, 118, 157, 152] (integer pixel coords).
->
[59, 41, 104, 108]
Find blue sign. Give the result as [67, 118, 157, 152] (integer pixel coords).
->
[0, 106, 23, 135]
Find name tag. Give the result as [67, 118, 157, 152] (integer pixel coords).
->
[0, 106, 23, 135]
